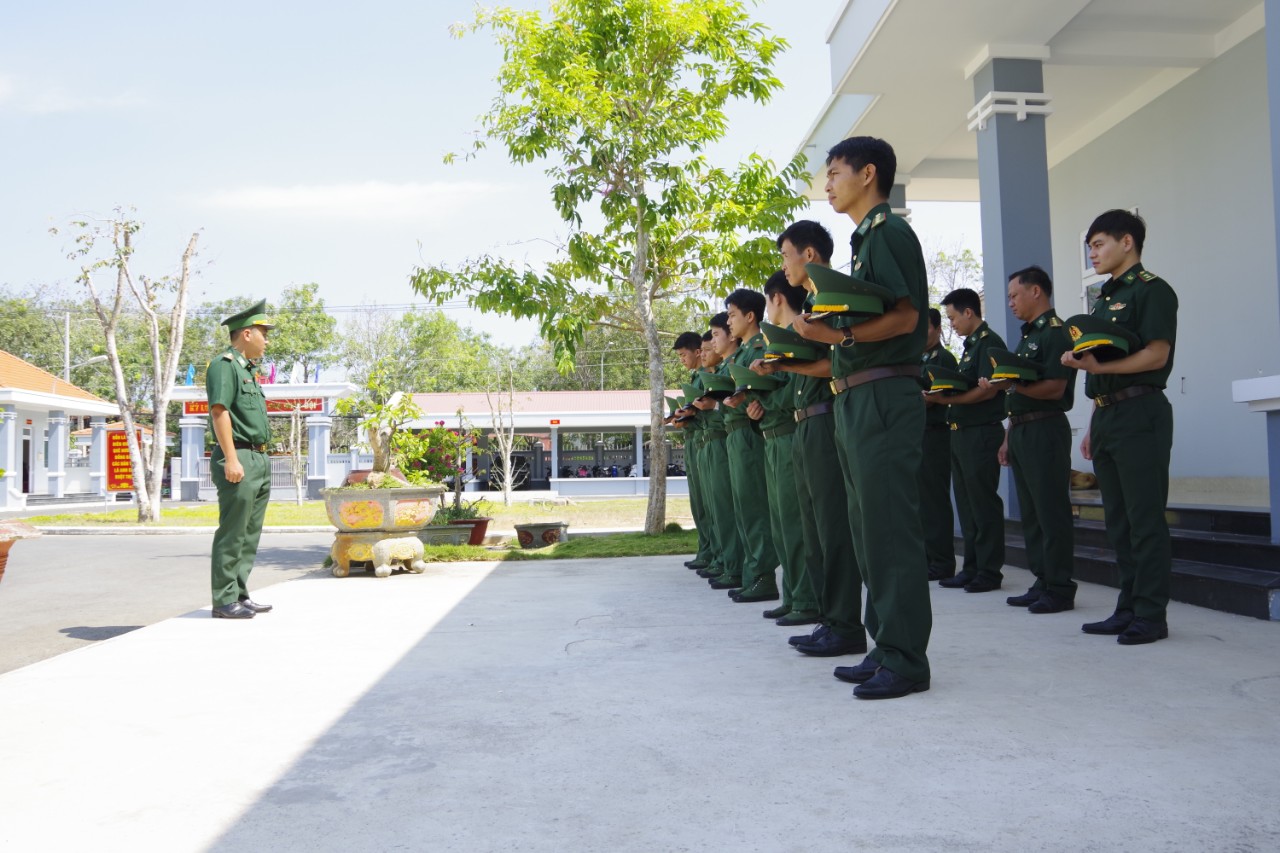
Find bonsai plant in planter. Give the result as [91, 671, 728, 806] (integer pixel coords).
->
[324, 369, 444, 576]
[432, 498, 492, 546]
[400, 410, 491, 546]
[0, 520, 42, 587]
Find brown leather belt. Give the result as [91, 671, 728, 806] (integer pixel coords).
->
[829, 364, 919, 396]
[233, 441, 268, 453]
[1009, 410, 1066, 427]
[794, 402, 834, 423]
[763, 422, 797, 441]
[1093, 385, 1160, 408]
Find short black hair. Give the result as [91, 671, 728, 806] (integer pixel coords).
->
[724, 289, 765, 326]
[1009, 265, 1053, 296]
[708, 311, 731, 334]
[826, 136, 896, 197]
[672, 332, 703, 352]
[940, 288, 983, 317]
[777, 220, 834, 263]
[763, 270, 806, 313]
[927, 307, 942, 329]
[1086, 209, 1146, 256]
[701, 330, 712, 342]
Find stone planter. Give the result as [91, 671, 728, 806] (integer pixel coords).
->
[321, 484, 446, 577]
[514, 521, 569, 549]
[0, 521, 42, 586]
[417, 525, 473, 547]
[447, 517, 492, 546]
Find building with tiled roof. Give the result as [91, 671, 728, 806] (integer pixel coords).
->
[0, 349, 119, 509]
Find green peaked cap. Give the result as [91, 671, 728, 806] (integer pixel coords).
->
[760, 321, 821, 363]
[924, 364, 971, 394]
[1064, 314, 1141, 360]
[987, 349, 1042, 382]
[728, 362, 782, 394]
[805, 264, 895, 316]
[222, 299, 276, 332]
[696, 371, 736, 400]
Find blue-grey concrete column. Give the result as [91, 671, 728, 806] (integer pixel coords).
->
[0, 405, 18, 510]
[550, 427, 559, 481]
[464, 445, 477, 491]
[178, 415, 205, 501]
[1267, 0, 1280, 335]
[972, 57, 1054, 521]
[1268, 412, 1280, 547]
[88, 417, 107, 496]
[305, 413, 332, 498]
[889, 182, 910, 219]
[46, 410, 68, 498]
[634, 427, 645, 476]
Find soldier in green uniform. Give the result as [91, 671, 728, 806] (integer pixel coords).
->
[979, 266, 1077, 613]
[719, 291, 780, 603]
[920, 308, 959, 581]
[672, 332, 715, 572]
[743, 271, 816, 623]
[1061, 209, 1178, 645]
[938, 288, 1008, 593]
[760, 220, 866, 645]
[694, 321, 746, 588]
[207, 300, 277, 619]
[793, 136, 932, 699]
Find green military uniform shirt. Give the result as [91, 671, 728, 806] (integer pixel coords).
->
[1007, 310, 1076, 416]
[830, 203, 929, 377]
[1084, 263, 1178, 398]
[206, 347, 270, 443]
[921, 345, 959, 426]
[722, 333, 766, 428]
[947, 322, 1007, 427]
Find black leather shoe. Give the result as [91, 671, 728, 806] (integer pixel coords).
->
[685, 560, 707, 570]
[708, 578, 741, 590]
[1027, 592, 1073, 614]
[212, 602, 255, 619]
[853, 666, 929, 699]
[789, 624, 829, 647]
[1006, 588, 1040, 607]
[733, 586, 780, 603]
[1081, 609, 1135, 635]
[795, 630, 868, 657]
[963, 577, 1002, 593]
[763, 605, 790, 619]
[833, 656, 880, 684]
[1117, 617, 1169, 645]
[239, 597, 273, 613]
[695, 567, 718, 578]
[938, 572, 975, 588]
[927, 566, 955, 581]
[775, 610, 821, 627]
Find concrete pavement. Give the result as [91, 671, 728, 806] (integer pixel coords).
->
[1, 542, 1279, 852]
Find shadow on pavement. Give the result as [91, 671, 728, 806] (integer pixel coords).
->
[58, 625, 142, 641]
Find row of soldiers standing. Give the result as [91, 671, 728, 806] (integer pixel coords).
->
[666, 137, 1179, 700]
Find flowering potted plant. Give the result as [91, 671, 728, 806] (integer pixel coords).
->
[403, 412, 492, 546]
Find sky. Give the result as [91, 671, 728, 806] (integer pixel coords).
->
[1, 0, 980, 347]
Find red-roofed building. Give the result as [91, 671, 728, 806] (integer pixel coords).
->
[0, 349, 119, 509]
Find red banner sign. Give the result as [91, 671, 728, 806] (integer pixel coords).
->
[184, 397, 324, 416]
[106, 431, 136, 492]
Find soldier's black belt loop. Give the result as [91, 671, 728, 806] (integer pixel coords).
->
[1093, 385, 1159, 409]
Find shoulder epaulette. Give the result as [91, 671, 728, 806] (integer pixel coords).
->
[1049, 317, 1063, 327]
[979, 330, 989, 339]
[220, 352, 235, 361]
[871, 212, 887, 228]
[1138, 270, 1158, 282]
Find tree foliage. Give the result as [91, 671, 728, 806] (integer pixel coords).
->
[267, 282, 337, 381]
[410, 0, 807, 532]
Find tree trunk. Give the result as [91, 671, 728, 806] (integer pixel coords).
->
[632, 206, 666, 535]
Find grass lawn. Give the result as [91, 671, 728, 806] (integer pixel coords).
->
[24, 496, 694, 532]
[405, 530, 698, 563]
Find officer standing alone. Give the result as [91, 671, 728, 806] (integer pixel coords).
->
[208, 300, 276, 619]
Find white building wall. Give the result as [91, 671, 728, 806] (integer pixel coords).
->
[1048, 32, 1280, 478]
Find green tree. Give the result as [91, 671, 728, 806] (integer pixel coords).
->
[267, 282, 337, 382]
[410, 0, 806, 533]
[926, 245, 984, 352]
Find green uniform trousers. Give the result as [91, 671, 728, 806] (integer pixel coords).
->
[699, 433, 740, 579]
[950, 422, 1006, 584]
[764, 428, 813, 611]
[793, 412, 863, 633]
[725, 423, 778, 592]
[833, 377, 931, 683]
[210, 447, 272, 607]
[684, 437, 717, 565]
[919, 425, 955, 574]
[1090, 392, 1173, 620]
[1009, 414, 1076, 599]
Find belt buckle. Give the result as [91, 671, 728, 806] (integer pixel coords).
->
[829, 380, 839, 396]
[950, 423, 959, 431]
[1094, 396, 1110, 409]
[794, 410, 803, 423]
